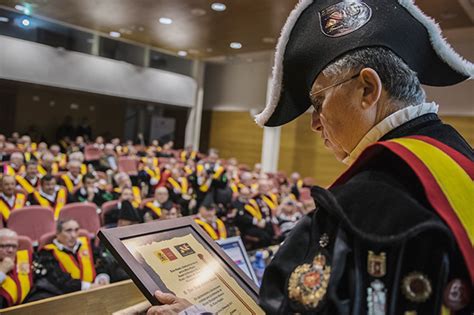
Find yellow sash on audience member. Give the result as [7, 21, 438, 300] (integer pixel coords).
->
[244, 199, 263, 221]
[145, 202, 162, 218]
[15, 176, 37, 194]
[0, 250, 33, 306]
[61, 174, 79, 193]
[44, 236, 95, 282]
[0, 193, 26, 221]
[33, 189, 67, 219]
[195, 218, 227, 240]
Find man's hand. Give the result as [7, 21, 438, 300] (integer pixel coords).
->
[0, 257, 15, 274]
[147, 290, 192, 315]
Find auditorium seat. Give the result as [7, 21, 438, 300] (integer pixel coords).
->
[118, 157, 138, 175]
[58, 202, 101, 235]
[84, 145, 103, 162]
[7, 206, 55, 246]
[101, 200, 119, 224]
[17, 235, 33, 253]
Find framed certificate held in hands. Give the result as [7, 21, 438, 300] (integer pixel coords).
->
[98, 217, 264, 314]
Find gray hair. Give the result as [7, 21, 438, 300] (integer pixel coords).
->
[0, 229, 18, 239]
[322, 47, 426, 107]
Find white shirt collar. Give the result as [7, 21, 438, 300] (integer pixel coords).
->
[0, 193, 15, 207]
[53, 238, 82, 253]
[40, 186, 59, 202]
[342, 102, 439, 165]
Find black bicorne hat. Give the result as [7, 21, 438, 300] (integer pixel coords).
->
[255, 0, 473, 127]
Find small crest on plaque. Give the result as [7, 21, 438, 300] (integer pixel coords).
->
[174, 243, 195, 257]
[288, 253, 331, 309]
[367, 251, 386, 278]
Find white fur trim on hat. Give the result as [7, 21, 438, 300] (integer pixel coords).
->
[255, 0, 314, 127]
[398, 0, 474, 79]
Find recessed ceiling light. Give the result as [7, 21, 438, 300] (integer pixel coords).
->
[159, 17, 173, 25]
[211, 3, 227, 12]
[191, 8, 207, 16]
[21, 18, 30, 26]
[109, 31, 121, 38]
[230, 42, 242, 49]
[177, 50, 188, 57]
[0, 17, 9, 23]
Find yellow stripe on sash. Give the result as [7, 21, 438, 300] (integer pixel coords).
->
[78, 236, 94, 283]
[61, 175, 74, 193]
[16, 250, 31, 303]
[53, 189, 67, 220]
[15, 176, 36, 194]
[2, 276, 18, 304]
[146, 202, 162, 218]
[391, 138, 474, 245]
[195, 219, 219, 240]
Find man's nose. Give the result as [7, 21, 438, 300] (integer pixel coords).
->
[311, 110, 322, 132]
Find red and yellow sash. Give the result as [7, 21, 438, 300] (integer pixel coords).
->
[15, 176, 37, 194]
[141, 157, 159, 168]
[195, 218, 227, 240]
[37, 163, 59, 176]
[0, 250, 33, 307]
[0, 193, 26, 222]
[332, 135, 474, 283]
[80, 164, 87, 175]
[144, 167, 161, 181]
[261, 193, 278, 212]
[212, 166, 225, 180]
[4, 165, 25, 176]
[113, 186, 142, 208]
[61, 174, 81, 193]
[244, 199, 263, 221]
[168, 177, 189, 194]
[44, 237, 96, 283]
[145, 202, 162, 218]
[33, 188, 67, 219]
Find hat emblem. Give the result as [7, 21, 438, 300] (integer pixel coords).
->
[319, 0, 372, 38]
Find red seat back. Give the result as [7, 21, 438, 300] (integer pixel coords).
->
[17, 235, 33, 253]
[7, 206, 55, 246]
[84, 145, 102, 162]
[118, 157, 138, 175]
[58, 202, 101, 235]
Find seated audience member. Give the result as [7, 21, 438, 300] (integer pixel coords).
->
[73, 173, 112, 207]
[103, 187, 135, 228]
[194, 197, 227, 241]
[276, 197, 302, 240]
[99, 144, 118, 173]
[113, 173, 142, 208]
[27, 175, 71, 219]
[37, 153, 59, 176]
[160, 205, 179, 221]
[117, 201, 142, 227]
[289, 172, 303, 200]
[49, 145, 67, 170]
[235, 187, 274, 249]
[3, 153, 25, 176]
[0, 176, 26, 225]
[68, 152, 88, 175]
[0, 229, 33, 308]
[15, 161, 40, 194]
[58, 160, 83, 194]
[32, 219, 109, 300]
[142, 187, 173, 222]
[254, 179, 279, 216]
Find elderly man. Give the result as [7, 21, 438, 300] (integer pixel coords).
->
[37, 153, 59, 176]
[194, 197, 227, 241]
[15, 161, 40, 194]
[0, 176, 26, 225]
[113, 172, 142, 208]
[58, 160, 83, 193]
[0, 229, 33, 308]
[3, 152, 25, 176]
[33, 219, 109, 299]
[148, 1, 473, 314]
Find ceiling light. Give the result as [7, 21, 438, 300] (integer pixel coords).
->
[159, 17, 173, 25]
[177, 50, 188, 57]
[211, 3, 227, 12]
[262, 37, 276, 44]
[21, 18, 30, 26]
[230, 42, 242, 49]
[109, 31, 121, 38]
[0, 17, 9, 23]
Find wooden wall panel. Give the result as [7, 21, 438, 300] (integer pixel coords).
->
[208, 111, 263, 166]
[206, 111, 473, 188]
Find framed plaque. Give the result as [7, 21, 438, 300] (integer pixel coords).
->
[98, 217, 264, 314]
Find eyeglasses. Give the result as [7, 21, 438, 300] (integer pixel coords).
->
[309, 73, 360, 112]
[0, 244, 18, 250]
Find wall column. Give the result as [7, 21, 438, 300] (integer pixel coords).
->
[185, 60, 205, 151]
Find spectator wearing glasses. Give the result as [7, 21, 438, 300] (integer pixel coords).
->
[0, 229, 33, 308]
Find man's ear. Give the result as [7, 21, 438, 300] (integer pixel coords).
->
[359, 68, 382, 109]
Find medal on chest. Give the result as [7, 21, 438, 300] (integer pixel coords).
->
[287, 233, 331, 309]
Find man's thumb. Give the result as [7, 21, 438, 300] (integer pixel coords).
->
[154, 290, 177, 304]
